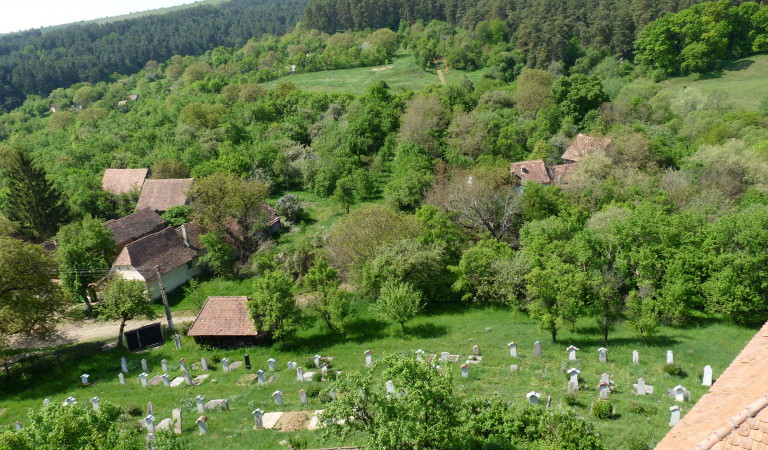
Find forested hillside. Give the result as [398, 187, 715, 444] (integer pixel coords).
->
[0, 0, 306, 111]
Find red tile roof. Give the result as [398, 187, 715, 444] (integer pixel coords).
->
[187, 296, 258, 336]
[102, 168, 148, 195]
[113, 227, 197, 281]
[510, 160, 550, 183]
[136, 178, 193, 212]
[106, 208, 167, 248]
[549, 163, 577, 185]
[562, 134, 613, 162]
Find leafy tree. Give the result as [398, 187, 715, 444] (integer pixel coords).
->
[57, 215, 116, 312]
[198, 232, 237, 277]
[275, 194, 306, 222]
[372, 280, 423, 335]
[249, 269, 302, 343]
[162, 205, 192, 227]
[450, 238, 515, 303]
[383, 142, 434, 211]
[332, 175, 357, 213]
[1, 150, 68, 239]
[97, 279, 155, 349]
[397, 94, 449, 153]
[514, 68, 553, 118]
[415, 204, 468, 260]
[315, 287, 354, 337]
[0, 236, 67, 348]
[553, 74, 608, 124]
[151, 159, 190, 179]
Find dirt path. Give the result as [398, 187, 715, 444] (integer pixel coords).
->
[437, 68, 446, 85]
[7, 314, 198, 350]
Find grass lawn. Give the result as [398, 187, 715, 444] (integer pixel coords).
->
[0, 301, 756, 449]
[658, 54, 768, 110]
[260, 51, 490, 95]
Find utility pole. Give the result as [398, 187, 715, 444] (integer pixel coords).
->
[154, 265, 175, 334]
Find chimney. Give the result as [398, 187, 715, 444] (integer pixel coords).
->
[181, 224, 189, 247]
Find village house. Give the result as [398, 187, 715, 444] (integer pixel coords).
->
[187, 296, 263, 347]
[101, 168, 149, 195]
[510, 160, 551, 184]
[135, 178, 193, 213]
[105, 208, 167, 250]
[107, 227, 200, 300]
[561, 133, 613, 162]
[549, 163, 577, 185]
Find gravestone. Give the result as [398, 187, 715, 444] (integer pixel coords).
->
[141, 359, 148, 373]
[80, 374, 90, 385]
[90, 397, 99, 411]
[364, 350, 373, 367]
[633, 378, 654, 395]
[145, 415, 156, 433]
[567, 381, 578, 394]
[201, 357, 208, 371]
[567, 345, 579, 361]
[172, 408, 182, 434]
[139, 372, 148, 387]
[179, 359, 188, 372]
[510, 365, 519, 372]
[252, 409, 264, 430]
[669, 406, 681, 426]
[146, 402, 153, 417]
[267, 358, 276, 371]
[43, 398, 50, 406]
[600, 373, 610, 385]
[632, 350, 639, 364]
[196, 416, 207, 435]
[173, 334, 181, 349]
[118, 373, 126, 385]
[329, 390, 336, 400]
[183, 371, 193, 386]
[702, 365, 713, 387]
[300, 389, 308, 405]
[526, 391, 541, 404]
[148, 375, 163, 386]
[155, 418, 172, 432]
[257, 370, 266, 384]
[162, 373, 170, 387]
[508, 342, 517, 357]
[170, 376, 185, 387]
[666, 350, 674, 364]
[321, 364, 328, 379]
[296, 367, 304, 382]
[386, 380, 395, 397]
[161, 359, 169, 372]
[14, 422, 21, 431]
[204, 399, 229, 411]
[567, 368, 580, 386]
[314, 355, 322, 368]
[461, 364, 469, 378]
[192, 374, 209, 385]
[244, 354, 251, 370]
[64, 396, 76, 406]
[598, 347, 607, 363]
[272, 391, 284, 406]
[598, 382, 611, 399]
[440, 352, 450, 363]
[121, 357, 129, 373]
[196, 395, 205, 413]
[534, 341, 542, 358]
[221, 358, 230, 372]
[472, 345, 480, 356]
[668, 385, 690, 402]
[415, 349, 425, 362]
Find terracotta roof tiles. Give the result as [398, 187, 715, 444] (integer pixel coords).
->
[136, 178, 192, 212]
[187, 296, 259, 337]
[562, 134, 613, 162]
[113, 227, 197, 281]
[106, 208, 167, 248]
[510, 160, 550, 183]
[102, 168, 148, 195]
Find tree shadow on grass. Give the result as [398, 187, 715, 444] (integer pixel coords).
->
[563, 327, 681, 348]
[695, 58, 754, 80]
[405, 323, 448, 339]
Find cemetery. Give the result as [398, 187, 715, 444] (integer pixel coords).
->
[0, 305, 756, 449]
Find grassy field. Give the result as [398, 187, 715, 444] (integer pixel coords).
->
[261, 52, 491, 95]
[658, 54, 768, 110]
[0, 301, 756, 449]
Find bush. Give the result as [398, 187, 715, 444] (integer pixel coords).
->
[305, 385, 321, 398]
[663, 363, 688, 377]
[275, 194, 305, 222]
[287, 435, 307, 449]
[125, 404, 143, 417]
[628, 402, 657, 416]
[626, 436, 651, 450]
[591, 400, 614, 420]
[564, 394, 583, 407]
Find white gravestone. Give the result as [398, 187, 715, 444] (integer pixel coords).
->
[141, 359, 148, 372]
[598, 347, 607, 363]
[179, 359, 188, 372]
[183, 371, 193, 386]
[666, 350, 674, 364]
[118, 373, 126, 385]
[533, 341, 542, 358]
[14, 422, 22, 431]
[196, 416, 207, 435]
[267, 358, 276, 371]
[632, 350, 639, 364]
[121, 357, 129, 373]
[64, 396, 76, 406]
[139, 372, 148, 387]
[526, 391, 541, 404]
[252, 409, 264, 430]
[161, 359, 168, 372]
[702, 365, 713, 387]
[567, 368, 580, 385]
[221, 358, 230, 372]
[600, 373, 610, 384]
[147, 402, 154, 416]
[510, 364, 519, 372]
[508, 342, 517, 357]
[90, 397, 99, 411]
[296, 367, 304, 382]
[440, 352, 450, 363]
[272, 391, 284, 406]
[162, 373, 170, 387]
[173, 334, 181, 349]
[329, 390, 336, 400]
[461, 364, 469, 378]
[314, 355, 322, 368]
[415, 349, 425, 362]
[201, 357, 208, 371]
[321, 364, 328, 379]
[472, 345, 480, 356]
[300, 389, 308, 405]
[172, 408, 182, 435]
[386, 380, 395, 397]
[80, 374, 90, 385]
[257, 369, 266, 384]
[145, 415, 156, 433]
[567, 345, 579, 361]
[364, 350, 373, 367]
[669, 406, 681, 426]
[196, 395, 205, 413]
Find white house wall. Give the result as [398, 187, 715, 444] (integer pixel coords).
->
[108, 262, 201, 301]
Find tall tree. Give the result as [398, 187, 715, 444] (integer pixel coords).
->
[249, 269, 302, 343]
[97, 279, 155, 349]
[372, 280, 423, 335]
[1, 150, 68, 239]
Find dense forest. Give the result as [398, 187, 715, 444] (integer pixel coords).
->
[0, 0, 306, 111]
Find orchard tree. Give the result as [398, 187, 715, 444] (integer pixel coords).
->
[198, 232, 237, 277]
[450, 238, 515, 303]
[383, 142, 434, 211]
[249, 269, 302, 343]
[304, 258, 353, 336]
[97, 279, 155, 349]
[0, 236, 68, 348]
[373, 280, 423, 336]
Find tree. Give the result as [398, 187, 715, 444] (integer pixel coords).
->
[372, 280, 423, 335]
[57, 215, 116, 312]
[553, 74, 609, 124]
[0, 236, 67, 348]
[97, 279, 155, 349]
[514, 68, 553, 118]
[162, 205, 192, 227]
[275, 194, 305, 222]
[383, 142, 434, 211]
[303, 258, 353, 336]
[332, 175, 357, 213]
[151, 159, 190, 179]
[1, 150, 68, 239]
[397, 94, 449, 154]
[198, 232, 237, 277]
[450, 239, 515, 303]
[249, 269, 302, 343]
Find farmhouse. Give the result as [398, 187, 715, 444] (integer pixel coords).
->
[135, 178, 193, 213]
[561, 133, 613, 162]
[549, 163, 577, 185]
[105, 208, 167, 249]
[101, 168, 149, 195]
[510, 160, 551, 184]
[187, 296, 262, 347]
[107, 227, 200, 300]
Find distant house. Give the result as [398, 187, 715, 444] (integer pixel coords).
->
[117, 100, 128, 107]
[549, 163, 577, 185]
[561, 134, 613, 162]
[49, 103, 58, 113]
[187, 296, 263, 347]
[102, 168, 149, 196]
[105, 208, 167, 250]
[107, 227, 200, 300]
[263, 203, 282, 236]
[135, 178, 193, 213]
[128, 94, 139, 101]
[510, 160, 551, 184]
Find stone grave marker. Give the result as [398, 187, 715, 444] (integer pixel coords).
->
[196, 416, 207, 435]
[633, 378, 654, 395]
[669, 406, 681, 426]
[386, 380, 395, 397]
[173, 334, 181, 350]
[162, 374, 170, 387]
[314, 355, 322, 368]
[296, 367, 304, 382]
[300, 389, 308, 405]
[179, 359, 188, 372]
[666, 350, 674, 364]
[510, 365, 519, 372]
[440, 352, 450, 363]
[80, 374, 90, 385]
[508, 342, 517, 358]
[329, 390, 336, 400]
[598, 347, 607, 363]
[597, 382, 611, 399]
[161, 359, 168, 372]
[272, 391, 284, 406]
[567, 381, 578, 394]
[43, 398, 50, 406]
[118, 373, 125, 385]
[364, 350, 373, 367]
[139, 372, 148, 387]
[244, 354, 251, 370]
[121, 357, 128, 373]
[321, 364, 328, 379]
[192, 374, 209, 385]
[267, 358, 276, 371]
[567, 368, 580, 386]
[145, 415, 156, 433]
[257, 370, 266, 384]
[14, 422, 22, 431]
[526, 391, 540, 404]
[201, 357, 209, 371]
[147, 402, 154, 416]
[170, 376, 185, 387]
[600, 373, 610, 385]
[702, 365, 713, 387]
[141, 359, 148, 373]
[472, 345, 480, 356]
[415, 349, 425, 362]
[567, 345, 579, 361]
[90, 397, 99, 411]
[204, 399, 229, 411]
[155, 418, 172, 431]
[172, 408, 182, 434]
[196, 395, 205, 413]
[221, 358, 230, 372]
[252, 409, 264, 430]
[671, 385, 689, 402]
[534, 341, 542, 358]
[64, 396, 76, 406]
[632, 350, 639, 364]
[461, 364, 469, 378]
[148, 375, 163, 386]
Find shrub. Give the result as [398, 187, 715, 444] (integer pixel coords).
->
[305, 385, 321, 398]
[564, 394, 582, 407]
[628, 402, 657, 416]
[275, 194, 305, 222]
[287, 435, 308, 449]
[591, 400, 614, 420]
[627, 436, 651, 450]
[125, 404, 142, 417]
[663, 363, 688, 377]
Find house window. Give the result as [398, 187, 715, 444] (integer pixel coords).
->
[187, 261, 193, 270]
